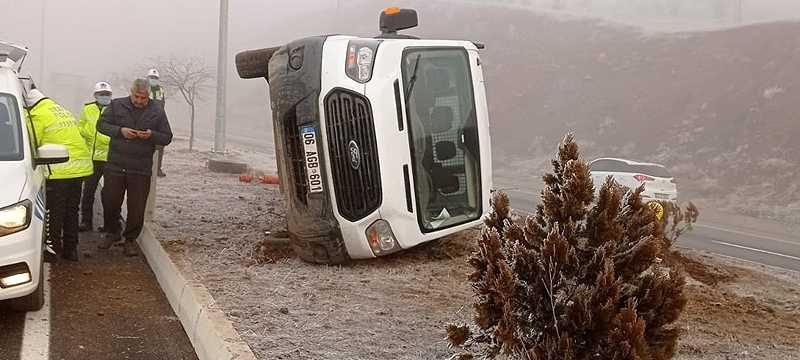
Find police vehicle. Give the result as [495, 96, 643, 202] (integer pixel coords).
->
[0, 41, 69, 311]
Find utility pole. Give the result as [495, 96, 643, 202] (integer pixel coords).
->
[335, 0, 341, 29]
[735, 0, 743, 24]
[214, 0, 229, 153]
[38, 0, 46, 87]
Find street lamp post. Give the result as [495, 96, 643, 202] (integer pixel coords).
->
[735, 0, 743, 24]
[214, 0, 229, 153]
[38, 0, 46, 86]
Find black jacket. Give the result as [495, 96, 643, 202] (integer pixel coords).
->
[97, 96, 173, 176]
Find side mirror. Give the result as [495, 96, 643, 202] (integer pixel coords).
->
[35, 144, 69, 165]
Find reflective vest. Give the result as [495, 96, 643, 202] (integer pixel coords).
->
[149, 86, 165, 102]
[79, 102, 110, 161]
[27, 98, 94, 180]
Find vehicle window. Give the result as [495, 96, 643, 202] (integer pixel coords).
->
[632, 165, 672, 178]
[590, 159, 627, 172]
[0, 93, 23, 161]
[403, 48, 482, 232]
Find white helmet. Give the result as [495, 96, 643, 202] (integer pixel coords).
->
[25, 89, 45, 106]
[147, 68, 160, 78]
[93, 81, 112, 94]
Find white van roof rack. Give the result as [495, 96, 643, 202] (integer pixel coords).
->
[0, 41, 29, 71]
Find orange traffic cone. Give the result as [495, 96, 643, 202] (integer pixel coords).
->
[260, 175, 280, 185]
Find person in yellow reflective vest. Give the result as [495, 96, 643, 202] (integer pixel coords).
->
[25, 88, 93, 262]
[78, 82, 113, 232]
[147, 68, 167, 177]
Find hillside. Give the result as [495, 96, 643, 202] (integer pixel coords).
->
[424, 3, 800, 221]
[248, 2, 800, 222]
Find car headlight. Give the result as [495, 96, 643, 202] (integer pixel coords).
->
[346, 40, 380, 83]
[0, 200, 32, 237]
[366, 219, 400, 256]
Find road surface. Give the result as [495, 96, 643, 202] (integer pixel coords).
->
[504, 189, 800, 272]
[0, 229, 197, 360]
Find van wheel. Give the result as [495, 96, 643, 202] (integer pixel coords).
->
[290, 235, 349, 265]
[8, 263, 45, 312]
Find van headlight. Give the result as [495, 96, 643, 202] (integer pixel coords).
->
[366, 219, 400, 256]
[0, 200, 32, 237]
[346, 40, 380, 83]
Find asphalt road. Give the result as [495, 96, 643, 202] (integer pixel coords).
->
[505, 190, 800, 272]
[0, 229, 197, 360]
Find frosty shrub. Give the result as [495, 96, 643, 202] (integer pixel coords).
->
[449, 134, 697, 360]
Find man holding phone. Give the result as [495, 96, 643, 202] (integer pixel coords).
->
[96, 78, 173, 256]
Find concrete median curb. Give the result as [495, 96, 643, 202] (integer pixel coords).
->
[138, 225, 257, 360]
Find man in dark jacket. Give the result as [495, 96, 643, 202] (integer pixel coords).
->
[97, 78, 173, 256]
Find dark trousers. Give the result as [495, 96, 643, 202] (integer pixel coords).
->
[102, 172, 151, 242]
[47, 178, 84, 250]
[80, 161, 106, 225]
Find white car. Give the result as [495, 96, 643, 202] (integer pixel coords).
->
[0, 42, 69, 311]
[589, 158, 678, 202]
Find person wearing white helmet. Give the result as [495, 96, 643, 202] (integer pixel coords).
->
[25, 88, 94, 261]
[146, 68, 167, 177]
[78, 82, 113, 232]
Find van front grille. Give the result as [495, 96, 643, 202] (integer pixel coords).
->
[324, 90, 382, 221]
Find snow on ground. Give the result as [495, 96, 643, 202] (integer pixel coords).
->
[151, 139, 800, 359]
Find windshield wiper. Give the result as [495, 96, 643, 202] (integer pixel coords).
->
[404, 53, 423, 104]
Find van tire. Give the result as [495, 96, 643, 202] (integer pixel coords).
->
[235, 47, 280, 79]
[290, 235, 349, 265]
[8, 262, 45, 312]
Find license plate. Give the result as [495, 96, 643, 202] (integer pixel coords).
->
[300, 126, 324, 194]
[655, 193, 670, 200]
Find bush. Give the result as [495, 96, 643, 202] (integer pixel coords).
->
[449, 134, 697, 360]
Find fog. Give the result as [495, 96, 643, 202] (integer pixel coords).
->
[0, 0, 348, 142]
[2, 0, 800, 145]
[3, 2, 800, 224]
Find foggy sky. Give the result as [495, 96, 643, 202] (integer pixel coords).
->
[2, 0, 800, 145]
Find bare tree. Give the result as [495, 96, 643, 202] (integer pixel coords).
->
[154, 57, 214, 151]
[107, 57, 213, 151]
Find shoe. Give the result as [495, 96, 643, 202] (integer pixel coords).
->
[79, 222, 92, 232]
[157, 170, 166, 177]
[62, 245, 79, 262]
[98, 233, 121, 250]
[123, 242, 139, 257]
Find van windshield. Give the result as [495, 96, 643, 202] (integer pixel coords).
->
[402, 48, 482, 232]
[0, 93, 23, 161]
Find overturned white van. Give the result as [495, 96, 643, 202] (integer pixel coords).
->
[235, 8, 493, 264]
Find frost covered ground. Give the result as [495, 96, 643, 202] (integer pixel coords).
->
[150, 139, 800, 359]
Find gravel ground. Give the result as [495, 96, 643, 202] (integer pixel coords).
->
[152, 139, 800, 359]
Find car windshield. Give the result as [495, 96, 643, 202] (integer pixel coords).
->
[0, 93, 23, 161]
[631, 164, 671, 178]
[402, 48, 482, 232]
[591, 160, 672, 178]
